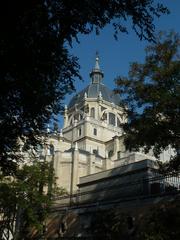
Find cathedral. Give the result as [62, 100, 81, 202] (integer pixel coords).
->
[44, 56, 172, 194]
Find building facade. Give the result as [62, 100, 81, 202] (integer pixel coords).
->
[44, 56, 172, 193]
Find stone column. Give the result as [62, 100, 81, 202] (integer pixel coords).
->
[114, 136, 119, 155]
[84, 118, 87, 138]
[98, 92, 102, 121]
[103, 157, 112, 170]
[53, 151, 63, 189]
[87, 154, 96, 175]
[71, 144, 79, 193]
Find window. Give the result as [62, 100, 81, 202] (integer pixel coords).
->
[79, 114, 83, 120]
[108, 150, 113, 158]
[117, 151, 121, 159]
[90, 108, 95, 118]
[78, 128, 81, 136]
[93, 149, 98, 155]
[74, 114, 79, 121]
[93, 75, 99, 83]
[109, 113, 115, 126]
[93, 128, 97, 135]
[49, 145, 54, 155]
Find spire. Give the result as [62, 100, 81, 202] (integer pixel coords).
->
[95, 52, 100, 70]
[90, 53, 104, 84]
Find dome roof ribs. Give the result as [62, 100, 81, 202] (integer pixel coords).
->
[68, 54, 121, 108]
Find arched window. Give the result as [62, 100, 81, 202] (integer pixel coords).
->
[90, 108, 95, 118]
[74, 114, 79, 121]
[108, 150, 113, 158]
[117, 151, 121, 159]
[109, 113, 115, 126]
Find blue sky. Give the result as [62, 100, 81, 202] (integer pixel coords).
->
[58, 0, 180, 128]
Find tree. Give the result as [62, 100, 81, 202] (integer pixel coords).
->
[0, 160, 65, 240]
[0, 1, 169, 174]
[92, 201, 180, 240]
[137, 202, 180, 240]
[115, 31, 180, 171]
[92, 209, 134, 240]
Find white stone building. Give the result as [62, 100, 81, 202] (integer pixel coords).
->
[44, 56, 173, 193]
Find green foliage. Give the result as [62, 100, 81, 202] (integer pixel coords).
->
[93, 209, 133, 240]
[115, 31, 180, 171]
[0, 0, 168, 174]
[92, 201, 180, 240]
[0, 160, 65, 239]
[137, 202, 180, 240]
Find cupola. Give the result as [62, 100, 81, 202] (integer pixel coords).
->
[89, 54, 104, 84]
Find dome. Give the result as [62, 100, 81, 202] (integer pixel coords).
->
[68, 83, 121, 108]
[68, 55, 121, 108]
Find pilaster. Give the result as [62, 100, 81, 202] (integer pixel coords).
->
[53, 151, 63, 187]
[71, 146, 79, 193]
[87, 154, 96, 175]
[103, 157, 112, 170]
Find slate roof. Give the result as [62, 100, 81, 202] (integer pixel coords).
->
[68, 83, 121, 108]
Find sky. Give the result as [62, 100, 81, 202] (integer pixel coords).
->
[58, 0, 180, 128]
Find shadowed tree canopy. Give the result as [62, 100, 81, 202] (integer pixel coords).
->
[0, 160, 66, 239]
[0, 0, 168, 174]
[115, 31, 180, 171]
[92, 202, 180, 240]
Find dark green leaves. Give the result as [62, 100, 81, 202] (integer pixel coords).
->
[115, 31, 180, 170]
[0, 1, 168, 173]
